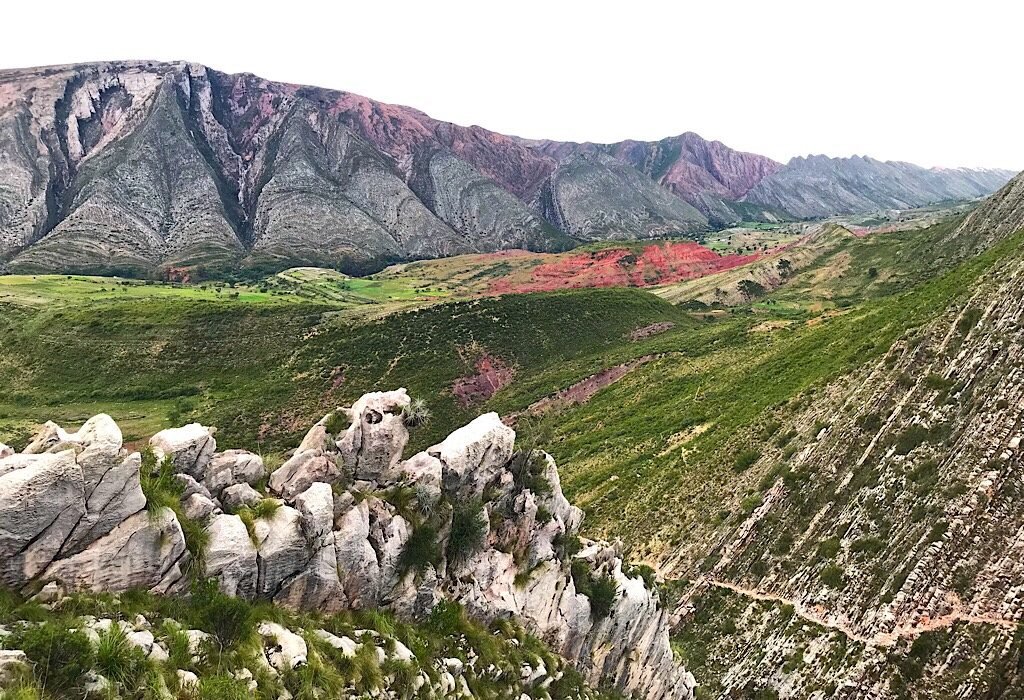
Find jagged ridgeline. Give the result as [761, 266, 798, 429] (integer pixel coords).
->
[0, 389, 694, 699]
[0, 61, 1012, 278]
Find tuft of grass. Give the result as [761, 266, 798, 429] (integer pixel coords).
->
[95, 623, 155, 693]
[400, 524, 442, 573]
[447, 499, 488, 563]
[402, 398, 432, 428]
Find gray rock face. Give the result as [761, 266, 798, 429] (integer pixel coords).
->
[253, 505, 311, 598]
[42, 509, 187, 594]
[269, 450, 341, 500]
[536, 153, 708, 240]
[0, 450, 86, 586]
[204, 450, 265, 496]
[220, 483, 263, 511]
[204, 514, 257, 599]
[743, 154, 1015, 219]
[429, 412, 515, 497]
[338, 389, 411, 482]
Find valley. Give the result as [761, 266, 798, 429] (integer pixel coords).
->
[1, 57, 1022, 697]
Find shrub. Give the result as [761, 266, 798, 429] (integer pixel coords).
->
[732, 449, 762, 473]
[856, 412, 882, 433]
[447, 500, 487, 562]
[589, 574, 619, 619]
[820, 565, 845, 589]
[196, 674, 251, 700]
[816, 537, 841, 559]
[851, 536, 886, 555]
[323, 410, 349, 435]
[189, 580, 256, 651]
[893, 424, 930, 456]
[16, 623, 94, 694]
[400, 524, 441, 573]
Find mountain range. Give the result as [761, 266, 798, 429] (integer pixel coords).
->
[0, 60, 1014, 276]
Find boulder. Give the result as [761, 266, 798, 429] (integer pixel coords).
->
[399, 452, 444, 510]
[221, 483, 263, 511]
[269, 450, 341, 500]
[204, 514, 258, 599]
[0, 650, 28, 684]
[204, 450, 265, 495]
[64, 450, 146, 555]
[149, 423, 216, 480]
[430, 413, 515, 497]
[0, 450, 86, 587]
[258, 622, 307, 671]
[42, 509, 187, 594]
[275, 543, 345, 612]
[294, 482, 334, 543]
[338, 389, 411, 482]
[253, 506, 310, 598]
[314, 629, 358, 657]
[181, 492, 219, 521]
[173, 473, 213, 500]
[368, 502, 412, 594]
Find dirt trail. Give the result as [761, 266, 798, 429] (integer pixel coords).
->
[699, 580, 1019, 648]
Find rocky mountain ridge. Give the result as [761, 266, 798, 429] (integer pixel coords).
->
[0, 60, 1012, 276]
[0, 389, 694, 699]
[743, 154, 1013, 219]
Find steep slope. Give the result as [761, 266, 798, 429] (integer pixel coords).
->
[535, 152, 708, 239]
[528, 132, 783, 225]
[0, 61, 683, 275]
[0, 61, 1011, 276]
[744, 154, 1015, 219]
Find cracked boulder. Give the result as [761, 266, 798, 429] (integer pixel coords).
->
[0, 450, 86, 587]
[338, 389, 411, 482]
[204, 514, 258, 599]
[42, 509, 188, 594]
[253, 506, 311, 598]
[204, 450, 265, 496]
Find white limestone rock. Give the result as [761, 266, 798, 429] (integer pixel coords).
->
[204, 449, 265, 495]
[42, 509, 187, 594]
[430, 413, 515, 497]
[0, 450, 86, 587]
[337, 389, 411, 482]
[253, 506, 311, 598]
[269, 449, 341, 500]
[149, 423, 216, 480]
[204, 514, 258, 599]
[221, 483, 263, 511]
[258, 622, 308, 671]
[334, 501, 381, 607]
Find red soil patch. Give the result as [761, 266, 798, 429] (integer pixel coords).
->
[506, 355, 659, 425]
[452, 354, 515, 407]
[489, 241, 758, 295]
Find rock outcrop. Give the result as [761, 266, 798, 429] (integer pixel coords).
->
[0, 391, 695, 699]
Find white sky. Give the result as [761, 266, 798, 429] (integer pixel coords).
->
[3, 0, 1021, 170]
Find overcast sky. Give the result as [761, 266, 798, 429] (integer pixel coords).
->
[3, 0, 1020, 170]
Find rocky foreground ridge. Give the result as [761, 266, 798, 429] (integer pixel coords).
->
[0, 389, 694, 699]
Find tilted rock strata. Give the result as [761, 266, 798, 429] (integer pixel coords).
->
[0, 388, 694, 699]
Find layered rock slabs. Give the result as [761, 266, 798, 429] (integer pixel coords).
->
[0, 388, 695, 699]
